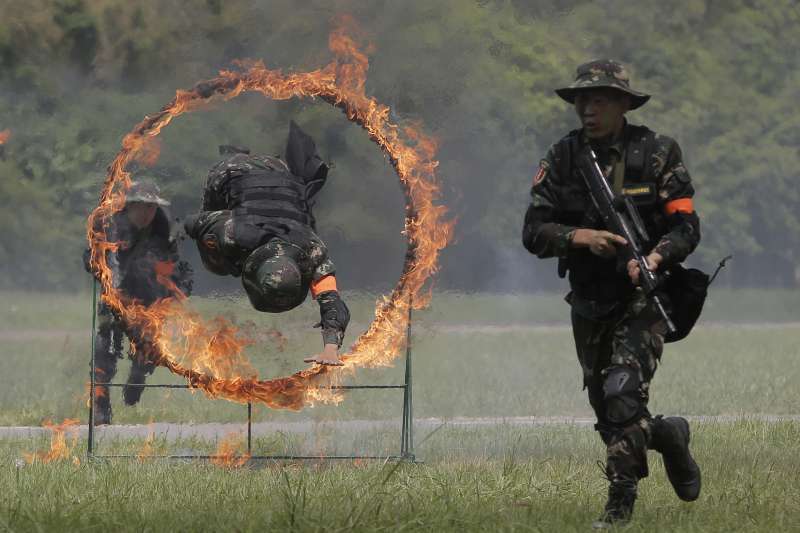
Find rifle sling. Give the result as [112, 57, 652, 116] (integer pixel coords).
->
[612, 149, 626, 195]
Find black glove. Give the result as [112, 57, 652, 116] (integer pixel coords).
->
[315, 290, 350, 347]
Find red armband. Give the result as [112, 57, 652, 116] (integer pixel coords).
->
[310, 275, 338, 298]
[664, 198, 694, 215]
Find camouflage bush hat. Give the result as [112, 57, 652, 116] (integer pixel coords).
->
[555, 59, 650, 110]
[126, 179, 170, 206]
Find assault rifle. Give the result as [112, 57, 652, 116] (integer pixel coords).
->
[578, 148, 676, 334]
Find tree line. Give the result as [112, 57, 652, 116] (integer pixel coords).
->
[1, 0, 797, 291]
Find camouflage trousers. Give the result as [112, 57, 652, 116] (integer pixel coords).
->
[570, 289, 668, 487]
[93, 303, 155, 409]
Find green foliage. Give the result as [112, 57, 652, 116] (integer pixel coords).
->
[0, 0, 797, 289]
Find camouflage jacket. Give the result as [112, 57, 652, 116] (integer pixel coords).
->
[522, 122, 701, 304]
[85, 207, 193, 304]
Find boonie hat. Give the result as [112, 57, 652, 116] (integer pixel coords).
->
[126, 179, 170, 206]
[555, 59, 650, 110]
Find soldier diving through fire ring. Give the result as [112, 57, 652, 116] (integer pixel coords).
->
[85, 180, 194, 425]
[184, 121, 350, 366]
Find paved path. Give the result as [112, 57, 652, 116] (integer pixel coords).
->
[4, 414, 799, 441]
[3, 321, 798, 341]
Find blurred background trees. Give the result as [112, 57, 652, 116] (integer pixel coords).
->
[1, 0, 798, 291]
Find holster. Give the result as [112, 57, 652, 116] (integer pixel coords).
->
[663, 264, 709, 343]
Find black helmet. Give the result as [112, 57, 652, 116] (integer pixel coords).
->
[241, 239, 310, 312]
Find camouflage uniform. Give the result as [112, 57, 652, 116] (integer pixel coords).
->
[522, 60, 701, 526]
[185, 121, 349, 348]
[85, 181, 193, 424]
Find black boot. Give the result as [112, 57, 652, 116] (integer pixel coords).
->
[93, 323, 119, 426]
[592, 479, 637, 529]
[650, 416, 701, 502]
[122, 362, 149, 406]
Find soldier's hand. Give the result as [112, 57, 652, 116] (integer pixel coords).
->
[572, 229, 627, 258]
[303, 343, 343, 366]
[627, 252, 663, 285]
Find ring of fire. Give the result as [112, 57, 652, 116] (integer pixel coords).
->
[86, 28, 453, 411]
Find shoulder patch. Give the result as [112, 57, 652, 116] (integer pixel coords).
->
[532, 162, 549, 187]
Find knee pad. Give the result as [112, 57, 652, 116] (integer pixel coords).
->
[602, 366, 643, 426]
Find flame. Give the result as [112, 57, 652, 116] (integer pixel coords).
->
[210, 433, 250, 468]
[83, 382, 108, 408]
[0, 129, 10, 145]
[24, 419, 81, 464]
[133, 135, 161, 167]
[154, 260, 187, 300]
[85, 23, 454, 411]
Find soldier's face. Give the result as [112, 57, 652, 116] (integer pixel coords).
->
[574, 89, 629, 139]
[127, 202, 158, 229]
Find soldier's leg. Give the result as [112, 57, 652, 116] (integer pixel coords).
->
[122, 326, 156, 406]
[639, 307, 702, 502]
[93, 305, 119, 425]
[591, 291, 667, 528]
[569, 308, 615, 438]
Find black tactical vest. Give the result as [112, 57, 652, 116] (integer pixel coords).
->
[223, 156, 313, 227]
[556, 125, 669, 302]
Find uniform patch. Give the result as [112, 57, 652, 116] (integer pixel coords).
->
[532, 164, 547, 187]
[622, 183, 656, 205]
[622, 185, 653, 196]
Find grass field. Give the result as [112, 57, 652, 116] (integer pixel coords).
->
[1, 289, 798, 426]
[1, 289, 799, 531]
[3, 421, 800, 532]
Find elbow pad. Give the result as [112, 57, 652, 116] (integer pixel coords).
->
[317, 291, 350, 347]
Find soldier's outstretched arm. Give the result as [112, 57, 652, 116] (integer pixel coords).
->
[303, 275, 350, 366]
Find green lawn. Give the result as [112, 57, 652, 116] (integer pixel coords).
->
[2, 290, 799, 531]
[3, 421, 799, 532]
[0, 290, 799, 425]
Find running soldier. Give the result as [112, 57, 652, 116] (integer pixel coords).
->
[85, 180, 193, 425]
[522, 60, 702, 528]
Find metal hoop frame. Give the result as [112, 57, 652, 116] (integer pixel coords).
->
[87, 280, 416, 463]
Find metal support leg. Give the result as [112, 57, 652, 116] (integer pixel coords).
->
[400, 297, 415, 461]
[247, 402, 252, 455]
[88, 279, 97, 458]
